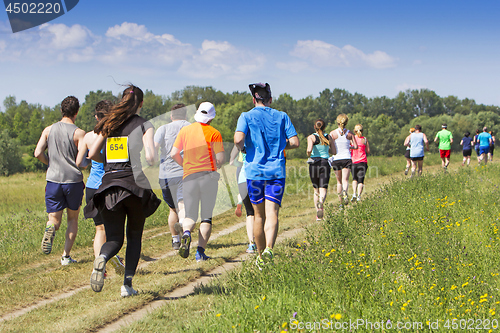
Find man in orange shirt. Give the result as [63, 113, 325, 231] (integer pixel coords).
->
[171, 102, 225, 261]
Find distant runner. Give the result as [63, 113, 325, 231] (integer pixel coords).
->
[154, 104, 190, 250]
[76, 100, 124, 274]
[404, 128, 415, 175]
[351, 124, 370, 202]
[434, 123, 453, 170]
[171, 102, 225, 262]
[404, 124, 429, 177]
[488, 131, 495, 162]
[234, 82, 299, 270]
[329, 114, 357, 207]
[477, 127, 493, 165]
[34, 96, 85, 265]
[473, 129, 481, 163]
[460, 131, 473, 166]
[306, 119, 335, 220]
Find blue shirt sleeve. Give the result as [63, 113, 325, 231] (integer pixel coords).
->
[283, 113, 297, 139]
[235, 113, 248, 135]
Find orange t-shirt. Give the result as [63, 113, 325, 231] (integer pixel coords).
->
[173, 122, 224, 179]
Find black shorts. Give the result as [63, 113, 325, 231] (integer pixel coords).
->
[490, 146, 494, 155]
[475, 147, 480, 156]
[309, 158, 331, 189]
[404, 150, 410, 159]
[463, 149, 472, 157]
[351, 162, 367, 184]
[411, 156, 424, 161]
[86, 187, 103, 226]
[331, 159, 352, 171]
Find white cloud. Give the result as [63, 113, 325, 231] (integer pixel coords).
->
[412, 59, 423, 66]
[39, 23, 94, 49]
[395, 83, 427, 92]
[0, 40, 6, 53]
[289, 40, 397, 69]
[178, 40, 265, 79]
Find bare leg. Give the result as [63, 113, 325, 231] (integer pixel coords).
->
[334, 170, 342, 204]
[357, 183, 364, 198]
[264, 201, 279, 249]
[63, 207, 80, 257]
[198, 222, 212, 249]
[417, 160, 424, 176]
[341, 168, 350, 193]
[168, 207, 179, 235]
[94, 224, 106, 258]
[246, 215, 255, 243]
[253, 202, 266, 254]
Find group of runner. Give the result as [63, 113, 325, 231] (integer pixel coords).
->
[403, 123, 495, 176]
[306, 114, 370, 218]
[35, 82, 299, 297]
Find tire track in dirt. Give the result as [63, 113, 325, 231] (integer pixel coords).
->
[0, 222, 246, 323]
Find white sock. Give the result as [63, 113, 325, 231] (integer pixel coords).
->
[172, 235, 180, 243]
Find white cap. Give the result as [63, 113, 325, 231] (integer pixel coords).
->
[194, 102, 216, 124]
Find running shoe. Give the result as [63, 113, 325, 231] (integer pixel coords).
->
[316, 208, 324, 219]
[195, 251, 211, 262]
[404, 167, 409, 175]
[246, 243, 257, 253]
[60, 255, 77, 266]
[108, 255, 125, 275]
[121, 285, 138, 297]
[235, 202, 242, 217]
[342, 191, 349, 205]
[255, 256, 265, 271]
[172, 240, 181, 250]
[179, 232, 191, 258]
[357, 196, 361, 202]
[41, 224, 56, 255]
[351, 195, 357, 202]
[90, 256, 106, 292]
[261, 247, 274, 263]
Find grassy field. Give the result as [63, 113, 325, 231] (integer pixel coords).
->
[0, 153, 473, 332]
[123, 160, 500, 332]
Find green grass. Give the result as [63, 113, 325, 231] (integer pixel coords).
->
[127, 163, 500, 332]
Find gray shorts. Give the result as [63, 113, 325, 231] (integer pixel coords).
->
[183, 171, 219, 222]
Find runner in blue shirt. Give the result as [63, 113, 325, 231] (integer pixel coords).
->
[477, 127, 493, 165]
[234, 83, 299, 269]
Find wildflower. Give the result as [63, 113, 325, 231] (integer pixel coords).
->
[255, 305, 259, 310]
[335, 313, 342, 320]
[282, 322, 288, 328]
[262, 296, 266, 301]
[216, 313, 221, 317]
[325, 252, 331, 257]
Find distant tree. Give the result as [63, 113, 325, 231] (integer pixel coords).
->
[0, 130, 22, 176]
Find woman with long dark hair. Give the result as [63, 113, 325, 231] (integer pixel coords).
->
[85, 85, 160, 297]
[306, 119, 335, 220]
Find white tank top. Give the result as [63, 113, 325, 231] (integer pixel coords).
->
[333, 128, 352, 160]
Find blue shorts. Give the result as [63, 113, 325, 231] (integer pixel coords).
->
[160, 177, 184, 209]
[45, 181, 85, 213]
[247, 178, 286, 206]
[479, 146, 490, 155]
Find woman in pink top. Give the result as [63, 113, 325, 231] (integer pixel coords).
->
[351, 124, 370, 201]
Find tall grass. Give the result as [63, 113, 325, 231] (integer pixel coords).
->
[142, 164, 500, 332]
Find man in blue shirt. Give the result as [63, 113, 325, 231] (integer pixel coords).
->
[477, 127, 493, 165]
[234, 83, 299, 269]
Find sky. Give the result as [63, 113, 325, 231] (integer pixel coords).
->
[0, 0, 499, 109]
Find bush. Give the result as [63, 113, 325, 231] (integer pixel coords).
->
[0, 130, 22, 176]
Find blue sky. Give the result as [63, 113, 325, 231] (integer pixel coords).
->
[0, 0, 499, 109]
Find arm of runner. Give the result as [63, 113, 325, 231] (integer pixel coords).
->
[365, 138, 370, 154]
[460, 139, 463, 146]
[170, 146, 182, 166]
[234, 131, 245, 151]
[450, 137, 453, 143]
[306, 135, 314, 156]
[76, 133, 90, 168]
[34, 126, 50, 165]
[423, 134, 430, 151]
[142, 127, 156, 166]
[328, 135, 336, 155]
[89, 133, 105, 163]
[285, 135, 300, 149]
[229, 145, 239, 165]
[350, 135, 358, 150]
[404, 135, 410, 147]
[216, 151, 225, 169]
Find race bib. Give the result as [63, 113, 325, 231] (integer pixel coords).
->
[106, 137, 129, 163]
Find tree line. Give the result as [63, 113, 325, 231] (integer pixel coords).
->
[0, 86, 498, 175]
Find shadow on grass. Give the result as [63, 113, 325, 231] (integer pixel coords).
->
[207, 242, 247, 250]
